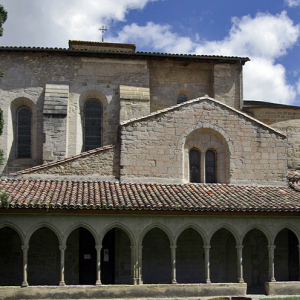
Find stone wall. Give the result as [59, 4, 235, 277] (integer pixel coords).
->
[0, 51, 149, 174]
[247, 107, 300, 170]
[120, 98, 287, 185]
[149, 60, 213, 112]
[18, 146, 119, 180]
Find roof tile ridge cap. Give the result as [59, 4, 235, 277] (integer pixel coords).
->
[15, 144, 116, 174]
[204, 97, 286, 137]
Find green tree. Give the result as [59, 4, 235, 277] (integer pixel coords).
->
[0, 5, 7, 36]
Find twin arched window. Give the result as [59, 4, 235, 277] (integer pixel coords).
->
[84, 99, 102, 152]
[17, 107, 32, 158]
[189, 149, 216, 183]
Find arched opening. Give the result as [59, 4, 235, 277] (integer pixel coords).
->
[65, 227, 96, 285]
[101, 228, 131, 284]
[210, 228, 237, 283]
[0, 227, 22, 286]
[142, 228, 171, 284]
[84, 99, 102, 151]
[243, 229, 268, 294]
[28, 227, 60, 285]
[177, 94, 188, 104]
[176, 228, 204, 283]
[189, 149, 200, 183]
[205, 149, 216, 183]
[274, 229, 299, 281]
[17, 107, 32, 158]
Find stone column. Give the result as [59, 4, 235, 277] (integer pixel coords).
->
[267, 245, 276, 282]
[137, 246, 143, 285]
[95, 245, 102, 285]
[21, 246, 29, 287]
[170, 245, 177, 284]
[203, 245, 211, 283]
[130, 246, 138, 285]
[236, 245, 244, 283]
[297, 245, 300, 281]
[59, 246, 66, 286]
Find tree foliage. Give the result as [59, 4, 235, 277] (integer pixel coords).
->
[0, 5, 7, 36]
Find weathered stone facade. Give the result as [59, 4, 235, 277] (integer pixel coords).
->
[2, 40, 300, 298]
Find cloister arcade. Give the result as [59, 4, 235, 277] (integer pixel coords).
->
[0, 214, 299, 294]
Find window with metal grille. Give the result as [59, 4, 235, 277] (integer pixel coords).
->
[177, 94, 188, 104]
[189, 149, 200, 183]
[84, 100, 102, 152]
[17, 107, 31, 158]
[205, 150, 216, 183]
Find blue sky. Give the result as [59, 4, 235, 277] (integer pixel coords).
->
[1, 0, 300, 105]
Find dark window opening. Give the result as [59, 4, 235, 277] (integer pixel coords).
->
[17, 107, 31, 158]
[84, 100, 102, 152]
[205, 150, 216, 183]
[177, 94, 188, 104]
[189, 149, 200, 183]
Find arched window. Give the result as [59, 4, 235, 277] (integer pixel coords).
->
[17, 107, 32, 158]
[177, 94, 188, 104]
[189, 149, 200, 183]
[205, 150, 216, 183]
[84, 99, 102, 152]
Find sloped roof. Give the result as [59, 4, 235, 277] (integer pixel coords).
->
[13, 145, 115, 175]
[121, 96, 286, 137]
[0, 46, 249, 63]
[1, 179, 299, 213]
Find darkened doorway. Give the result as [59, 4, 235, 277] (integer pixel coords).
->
[79, 227, 96, 285]
[101, 229, 115, 284]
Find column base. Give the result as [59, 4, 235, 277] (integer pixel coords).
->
[172, 279, 177, 284]
[206, 279, 211, 284]
[59, 281, 65, 286]
[21, 282, 28, 287]
[95, 280, 102, 286]
[238, 278, 244, 283]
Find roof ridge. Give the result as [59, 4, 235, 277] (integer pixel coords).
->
[120, 96, 286, 137]
[13, 144, 116, 175]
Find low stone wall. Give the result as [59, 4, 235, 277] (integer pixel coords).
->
[265, 281, 300, 295]
[0, 283, 247, 300]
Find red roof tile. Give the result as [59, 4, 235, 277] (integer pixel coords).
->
[1, 179, 300, 212]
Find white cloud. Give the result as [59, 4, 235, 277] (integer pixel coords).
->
[0, 0, 157, 48]
[108, 22, 194, 54]
[285, 0, 300, 7]
[110, 11, 300, 104]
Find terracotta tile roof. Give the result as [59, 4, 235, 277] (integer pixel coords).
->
[0, 46, 249, 62]
[1, 179, 299, 212]
[14, 145, 115, 175]
[121, 96, 286, 137]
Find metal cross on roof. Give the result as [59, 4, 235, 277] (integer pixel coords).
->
[99, 25, 107, 42]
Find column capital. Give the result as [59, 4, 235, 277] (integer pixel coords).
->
[59, 246, 67, 251]
[236, 245, 244, 250]
[170, 245, 177, 249]
[95, 245, 102, 251]
[21, 245, 29, 251]
[267, 245, 276, 251]
[203, 245, 211, 250]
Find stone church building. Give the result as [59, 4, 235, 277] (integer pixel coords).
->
[1, 40, 300, 298]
